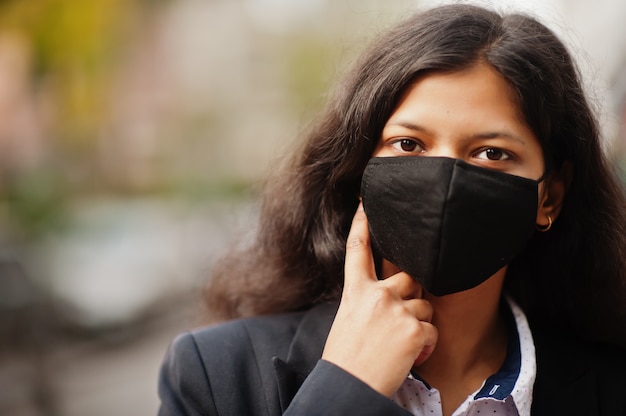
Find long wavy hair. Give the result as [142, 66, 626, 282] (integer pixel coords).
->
[204, 4, 626, 347]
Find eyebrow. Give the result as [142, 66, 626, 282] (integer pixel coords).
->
[386, 121, 433, 135]
[385, 120, 527, 145]
[468, 131, 527, 145]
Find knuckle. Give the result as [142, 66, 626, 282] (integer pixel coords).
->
[421, 322, 438, 344]
[430, 323, 439, 340]
[420, 300, 434, 318]
[346, 236, 366, 251]
[406, 320, 424, 341]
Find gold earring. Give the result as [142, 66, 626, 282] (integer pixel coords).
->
[536, 215, 553, 232]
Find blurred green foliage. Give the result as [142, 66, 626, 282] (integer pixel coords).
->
[284, 35, 337, 116]
[0, 0, 136, 147]
[0, 0, 156, 239]
[2, 166, 68, 240]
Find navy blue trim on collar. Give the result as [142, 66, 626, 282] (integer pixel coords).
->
[474, 302, 521, 400]
[409, 371, 431, 390]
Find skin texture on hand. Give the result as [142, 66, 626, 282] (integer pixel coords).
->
[321, 203, 438, 397]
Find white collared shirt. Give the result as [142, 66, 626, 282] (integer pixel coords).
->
[391, 297, 536, 416]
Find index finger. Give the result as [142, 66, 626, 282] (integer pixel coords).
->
[344, 203, 377, 287]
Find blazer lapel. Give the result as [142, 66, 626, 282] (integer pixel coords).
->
[272, 301, 339, 412]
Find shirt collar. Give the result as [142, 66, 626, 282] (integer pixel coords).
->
[406, 296, 536, 416]
[505, 296, 536, 416]
[474, 296, 536, 416]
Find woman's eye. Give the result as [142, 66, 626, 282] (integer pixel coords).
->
[475, 148, 511, 161]
[392, 138, 421, 153]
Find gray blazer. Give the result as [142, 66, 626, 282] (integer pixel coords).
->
[158, 302, 626, 415]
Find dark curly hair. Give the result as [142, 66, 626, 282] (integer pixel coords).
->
[204, 4, 626, 348]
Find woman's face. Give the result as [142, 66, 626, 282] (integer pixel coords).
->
[371, 63, 556, 284]
[374, 63, 545, 181]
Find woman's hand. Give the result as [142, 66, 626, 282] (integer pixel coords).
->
[322, 203, 438, 397]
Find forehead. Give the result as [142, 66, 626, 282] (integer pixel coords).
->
[390, 64, 526, 126]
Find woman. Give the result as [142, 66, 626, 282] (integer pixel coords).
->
[158, 4, 626, 415]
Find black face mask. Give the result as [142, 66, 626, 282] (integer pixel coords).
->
[361, 156, 541, 296]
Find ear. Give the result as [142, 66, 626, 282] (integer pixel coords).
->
[536, 162, 572, 227]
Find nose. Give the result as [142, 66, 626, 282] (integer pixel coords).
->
[424, 144, 463, 160]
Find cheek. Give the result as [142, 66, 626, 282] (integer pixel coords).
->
[372, 140, 387, 157]
[372, 148, 397, 158]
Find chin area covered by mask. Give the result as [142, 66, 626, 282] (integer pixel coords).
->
[361, 156, 541, 296]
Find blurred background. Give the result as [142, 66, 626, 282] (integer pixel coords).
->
[0, 0, 624, 415]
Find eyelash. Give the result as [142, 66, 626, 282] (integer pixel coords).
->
[390, 138, 424, 153]
[388, 138, 515, 161]
[473, 147, 514, 161]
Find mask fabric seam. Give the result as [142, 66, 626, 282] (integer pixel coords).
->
[434, 160, 454, 287]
